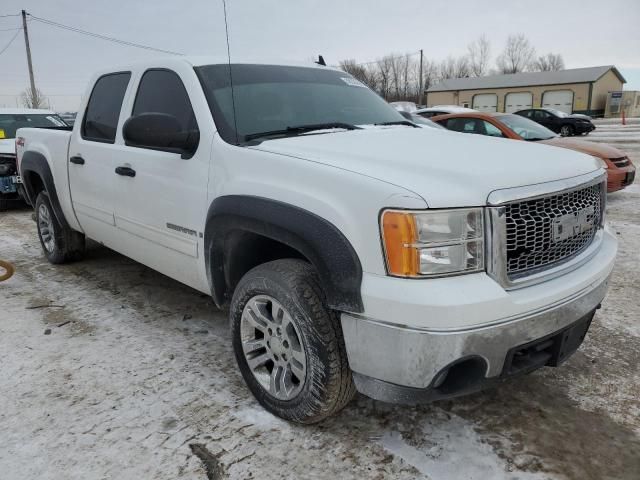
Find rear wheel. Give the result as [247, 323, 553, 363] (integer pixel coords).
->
[230, 259, 356, 423]
[35, 191, 85, 264]
[560, 124, 574, 136]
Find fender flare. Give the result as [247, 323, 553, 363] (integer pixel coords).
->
[20, 151, 71, 229]
[205, 195, 364, 313]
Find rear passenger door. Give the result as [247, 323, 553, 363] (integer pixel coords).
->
[68, 72, 131, 242]
[533, 110, 555, 131]
[113, 68, 211, 291]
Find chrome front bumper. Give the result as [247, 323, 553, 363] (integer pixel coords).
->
[341, 274, 610, 402]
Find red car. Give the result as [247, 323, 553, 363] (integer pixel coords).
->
[432, 112, 635, 192]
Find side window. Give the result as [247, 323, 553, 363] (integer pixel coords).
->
[483, 121, 504, 137]
[132, 69, 198, 134]
[82, 72, 131, 143]
[446, 118, 478, 133]
[534, 110, 546, 120]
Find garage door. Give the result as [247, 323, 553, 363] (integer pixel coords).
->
[472, 94, 498, 112]
[505, 92, 533, 113]
[542, 90, 574, 114]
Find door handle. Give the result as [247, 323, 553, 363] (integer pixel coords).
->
[69, 156, 85, 165]
[115, 166, 136, 177]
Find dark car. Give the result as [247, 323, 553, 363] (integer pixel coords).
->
[398, 110, 445, 129]
[514, 108, 595, 137]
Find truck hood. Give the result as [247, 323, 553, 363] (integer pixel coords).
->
[252, 127, 601, 207]
[0, 139, 16, 156]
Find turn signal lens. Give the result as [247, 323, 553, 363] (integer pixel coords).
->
[381, 211, 419, 276]
[381, 208, 485, 278]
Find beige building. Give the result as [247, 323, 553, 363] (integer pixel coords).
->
[426, 66, 625, 117]
[604, 90, 640, 118]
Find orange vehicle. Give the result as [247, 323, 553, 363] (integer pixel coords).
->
[431, 112, 636, 192]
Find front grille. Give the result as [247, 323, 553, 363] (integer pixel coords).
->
[505, 183, 603, 276]
[611, 157, 630, 168]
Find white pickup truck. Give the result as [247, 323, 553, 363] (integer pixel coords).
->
[17, 57, 617, 423]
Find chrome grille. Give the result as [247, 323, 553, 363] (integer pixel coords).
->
[505, 183, 603, 276]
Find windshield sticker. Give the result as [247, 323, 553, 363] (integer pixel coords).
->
[0, 129, 5, 139]
[341, 77, 367, 88]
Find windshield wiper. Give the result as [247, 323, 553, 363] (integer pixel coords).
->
[373, 120, 419, 128]
[526, 137, 551, 141]
[244, 122, 361, 142]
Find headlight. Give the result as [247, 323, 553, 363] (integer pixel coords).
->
[380, 208, 484, 277]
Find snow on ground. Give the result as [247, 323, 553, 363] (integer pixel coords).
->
[1, 123, 639, 479]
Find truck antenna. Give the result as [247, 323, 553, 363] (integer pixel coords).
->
[222, 0, 239, 144]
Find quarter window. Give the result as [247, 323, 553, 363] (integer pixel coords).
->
[82, 72, 131, 143]
[483, 121, 504, 137]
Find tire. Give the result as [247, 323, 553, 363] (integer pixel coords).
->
[35, 191, 85, 264]
[0, 196, 8, 212]
[230, 259, 356, 424]
[560, 124, 574, 137]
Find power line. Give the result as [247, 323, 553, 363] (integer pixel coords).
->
[0, 28, 21, 56]
[332, 51, 422, 68]
[0, 14, 21, 18]
[27, 13, 184, 56]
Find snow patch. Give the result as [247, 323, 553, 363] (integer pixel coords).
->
[380, 412, 548, 480]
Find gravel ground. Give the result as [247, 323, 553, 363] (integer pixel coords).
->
[1, 120, 639, 480]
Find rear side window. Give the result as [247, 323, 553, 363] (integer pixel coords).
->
[132, 69, 198, 132]
[82, 72, 131, 143]
[446, 118, 478, 133]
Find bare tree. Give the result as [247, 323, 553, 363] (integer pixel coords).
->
[496, 34, 536, 74]
[20, 87, 48, 109]
[532, 53, 565, 71]
[377, 55, 394, 100]
[467, 35, 491, 77]
[421, 59, 439, 91]
[439, 55, 471, 80]
[339, 59, 375, 89]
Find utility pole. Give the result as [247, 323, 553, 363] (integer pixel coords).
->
[418, 49, 424, 106]
[21, 10, 38, 108]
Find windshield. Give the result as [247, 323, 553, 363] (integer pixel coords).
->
[195, 64, 406, 144]
[546, 108, 569, 118]
[497, 114, 557, 141]
[0, 113, 67, 139]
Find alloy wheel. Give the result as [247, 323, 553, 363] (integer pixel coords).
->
[240, 295, 307, 400]
[38, 203, 56, 253]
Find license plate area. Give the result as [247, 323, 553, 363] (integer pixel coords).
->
[503, 312, 594, 376]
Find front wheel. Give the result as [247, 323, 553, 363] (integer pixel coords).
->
[230, 259, 356, 423]
[35, 191, 85, 264]
[560, 124, 574, 136]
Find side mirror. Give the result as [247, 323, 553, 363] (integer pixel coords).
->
[122, 113, 199, 159]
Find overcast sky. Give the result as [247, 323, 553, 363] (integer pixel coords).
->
[1, 0, 639, 111]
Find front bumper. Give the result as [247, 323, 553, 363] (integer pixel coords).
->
[341, 228, 616, 402]
[607, 165, 636, 192]
[575, 122, 595, 134]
